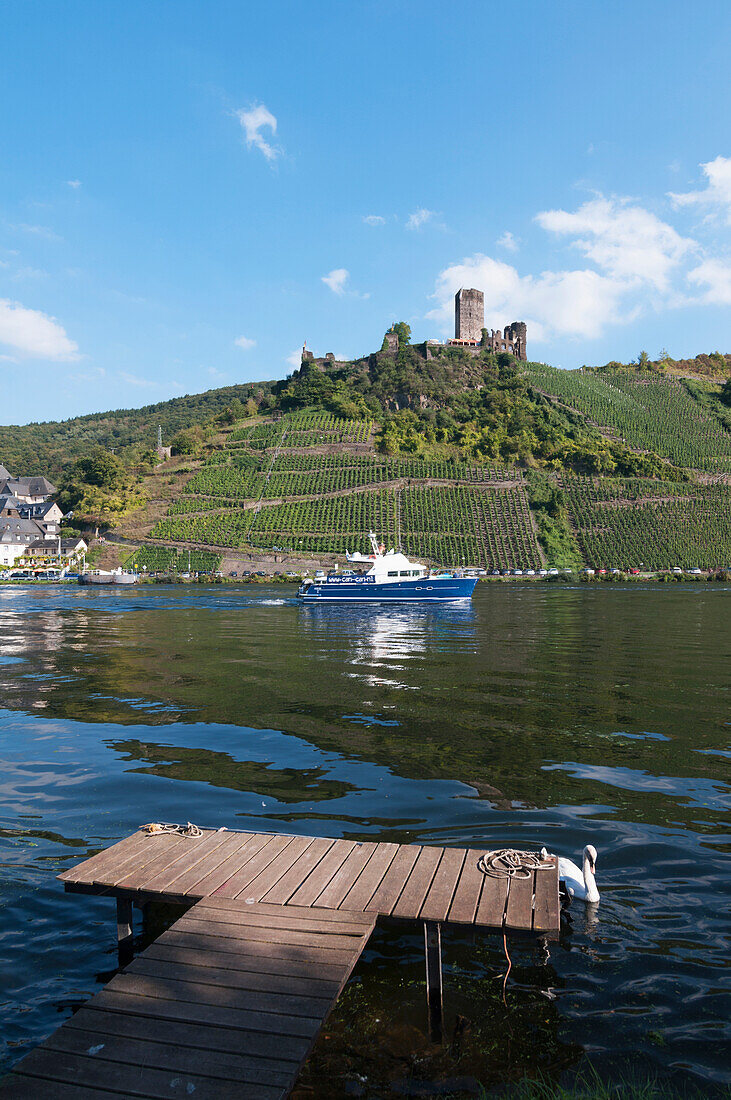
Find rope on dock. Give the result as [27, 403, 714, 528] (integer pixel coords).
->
[139, 821, 205, 838]
[476, 848, 546, 880]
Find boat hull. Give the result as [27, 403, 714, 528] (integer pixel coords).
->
[298, 576, 477, 602]
[78, 573, 138, 586]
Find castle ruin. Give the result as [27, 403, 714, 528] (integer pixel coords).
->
[450, 288, 527, 360]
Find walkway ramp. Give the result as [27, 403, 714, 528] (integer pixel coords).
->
[2, 898, 376, 1100]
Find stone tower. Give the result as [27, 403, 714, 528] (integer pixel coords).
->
[505, 321, 527, 361]
[455, 288, 484, 342]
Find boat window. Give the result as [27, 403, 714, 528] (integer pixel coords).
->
[411, 570, 420, 576]
[387, 571, 398, 577]
[400, 571, 410, 577]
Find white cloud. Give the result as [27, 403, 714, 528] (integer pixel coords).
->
[67, 179, 82, 189]
[15, 223, 62, 242]
[234, 335, 256, 350]
[427, 254, 629, 342]
[536, 196, 694, 290]
[497, 231, 518, 252]
[687, 258, 731, 305]
[286, 348, 303, 368]
[235, 104, 281, 162]
[0, 298, 79, 360]
[406, 208, 435, 231]
[118, 371, 157, 388]
[322, 268, 349, 295]
[669, 156, 731, 225]
[208, 366, 230, 381]
[363, 215, 385, 226]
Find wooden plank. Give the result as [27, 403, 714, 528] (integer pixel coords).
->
[92, 833, 193, 888]
[89, 987, 322, 1039]
[186, 902, 372, 937]
[57, 829, 150, 883]
[211, 833, 296, 898]
[138, 828, 233, 895]
[310, 842, 378, 909]
[112, 833, 207, 891]
[261, 836, 335, 904]
[128, 954, 341, 998]
[171, 914, 366, 952]
[364, 844, 421, 914]
[152, 931, 354, 979]
[391, 846, 444, 920]
[202, 895, 373, 925]
[45, 1025, 294, 1088]
[106, 970, 332, 1019]
[158, 927, 359, 968]
[0, 1075, 111, 1099]
[188, 831, 275, 897]
[475, 872, 509, 928]
[533, 862, 560, 932]
[287, 839, 357, 906]
[226, 835, 315, 902]
[420, 847, 466, 922]
[505, 871, 535, 931]
[65, 1005, 310, 1063]
[447, 848, 487, 924]
[340, 842, 399, 911]
[8, 1048, 284, 1100]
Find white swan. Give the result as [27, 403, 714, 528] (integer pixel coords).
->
[540, 844, 600, 904]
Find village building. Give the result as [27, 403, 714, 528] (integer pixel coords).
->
[0, 463, 69, 568]
[24, 536, 87, 561]
[0, 475, 57, 503]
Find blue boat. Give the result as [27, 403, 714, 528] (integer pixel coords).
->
[297, 532, 477, 603]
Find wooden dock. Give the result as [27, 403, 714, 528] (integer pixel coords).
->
[2, 828, 560, 1098]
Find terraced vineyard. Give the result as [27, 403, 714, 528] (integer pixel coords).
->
[143, 411, 541, 568]
[180, 449, 518, 504]
[523, 363, 731, 472]
[561, 477, 731, 569]
[152, 485, 541, 569]
[231, 412, 373, 449]
[127, 546, 222, 573]
[137, 393, 731, 572]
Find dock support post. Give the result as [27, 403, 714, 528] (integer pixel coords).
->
[116, 897, 134, 966]
[424, 920, 443, 1043]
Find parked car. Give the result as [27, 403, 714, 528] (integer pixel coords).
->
[526, 569, 536, 576]
[628, 567, 640, 575]
[548, 568, 559, 576]
[672, 567, 682, 575]
[689, 568, 703, 575]
[512, 569, 523, 576]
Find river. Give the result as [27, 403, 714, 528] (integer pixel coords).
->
[1, 582, 729, 1096]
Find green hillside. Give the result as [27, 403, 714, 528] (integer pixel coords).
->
[0, 381, 273, 478]
[4, 334, 731, 572]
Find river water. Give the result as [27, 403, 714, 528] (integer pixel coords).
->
[1, 583, 729, 1096]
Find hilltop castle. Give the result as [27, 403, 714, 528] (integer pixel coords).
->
[300, 287, 527, 367]
[449, 288, 527, 360]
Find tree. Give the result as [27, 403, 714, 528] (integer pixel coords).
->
[73, 447, 124, 488]
[392, 322, 411, 347]
[636, 350, 650, 369]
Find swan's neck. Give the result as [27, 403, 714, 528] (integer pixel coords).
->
[582, 856, 600, 903]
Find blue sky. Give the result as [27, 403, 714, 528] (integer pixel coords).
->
[1, 0, 730, 425]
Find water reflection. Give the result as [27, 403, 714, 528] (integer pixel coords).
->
[0, 583, 729, 1091]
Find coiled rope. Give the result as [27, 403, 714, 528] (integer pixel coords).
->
[140, 821, 204, 838]
[476, 848, 547, 880]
